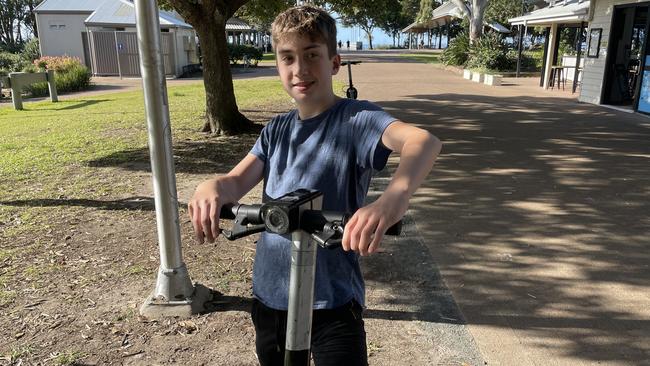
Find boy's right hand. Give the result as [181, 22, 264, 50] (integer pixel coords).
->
[188, 176, 238, 244]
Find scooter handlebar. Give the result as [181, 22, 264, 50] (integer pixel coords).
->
[219, 203, 402, 245]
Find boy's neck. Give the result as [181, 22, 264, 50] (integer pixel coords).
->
[296, 94, 340, 120]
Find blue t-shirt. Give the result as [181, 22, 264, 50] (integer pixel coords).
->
[249, 98, 396, 310]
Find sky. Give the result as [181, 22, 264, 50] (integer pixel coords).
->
[333, 13, 397, 49]
[336, 22, 396, 48]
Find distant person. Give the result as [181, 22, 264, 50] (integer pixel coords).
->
[346, 40, 350, 50]
[338, 40, 342, 50]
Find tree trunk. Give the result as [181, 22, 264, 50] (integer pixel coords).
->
[363, 29, 373, 50]
[28, 2, 38, 38]
[194, 19, 254, 135]
[469, 0, 487, 44]
[451, 0, 487, 44]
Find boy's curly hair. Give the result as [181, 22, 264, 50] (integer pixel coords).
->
[271, 6, 337, 58]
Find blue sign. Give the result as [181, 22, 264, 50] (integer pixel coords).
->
[637, 56, 650, 114]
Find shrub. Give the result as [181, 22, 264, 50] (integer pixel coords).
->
[441, 31, 469, 66]
[27, 56, 91, 96]
[21, 63, 39, 73]
[227, 44, 263, 66]
[0, 52, 25, 72]
[34, 55, 84, 73]
[466, 31, 510, 72]
[20, 38, 40, 63]
[505, 49, 540, 71]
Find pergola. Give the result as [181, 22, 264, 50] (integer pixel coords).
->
[509, 0, 590, 92]
[403, 1, 510, 49]
[402, 1, 466, 49]
[226, 17, 263, 48]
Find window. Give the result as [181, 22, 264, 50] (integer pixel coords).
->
[49, 21, 66, 30]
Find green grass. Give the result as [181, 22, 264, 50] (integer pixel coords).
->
[399, 53, 441, 64]
[7, 346, 35, 363]
[0, 77, 294, 252]
[53, 351, 85, 366]
[262, 53, 275, 61]
[0, 289, 17, 306]
[0, 78, 289, 201]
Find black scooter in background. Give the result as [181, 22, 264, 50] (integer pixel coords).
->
[341, 60, 361, 99]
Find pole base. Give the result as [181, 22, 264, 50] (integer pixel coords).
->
[284, 349, 310, 366]
[140, 283, 211, 318]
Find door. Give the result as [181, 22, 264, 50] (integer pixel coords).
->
[603, 4, 649, 107]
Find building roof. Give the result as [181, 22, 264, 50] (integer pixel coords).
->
[226, 18, 254, 31]
[84, 0, 192, 28]
[34, 0, 108, 13]
[403, 1, 509, 33]
[509, 0, 590, 26]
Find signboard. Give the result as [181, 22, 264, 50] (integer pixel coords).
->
[637, 56, 650, 114]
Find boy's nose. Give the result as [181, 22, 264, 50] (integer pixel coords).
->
[294, 58, 309, 77]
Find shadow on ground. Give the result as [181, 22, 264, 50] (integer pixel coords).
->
[374, 93, 650, 363]
[87, 133, 260, 174]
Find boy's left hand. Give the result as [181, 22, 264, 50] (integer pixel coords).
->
[341, 191, 408, 256]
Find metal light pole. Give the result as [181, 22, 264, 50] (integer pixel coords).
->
[134, 0, 208, 318]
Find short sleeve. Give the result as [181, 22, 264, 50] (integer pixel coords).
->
[351, 101, 396, 171]
[250, 122, 271, 163]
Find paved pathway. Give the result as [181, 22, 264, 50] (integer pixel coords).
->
[336, 52, 650, 365]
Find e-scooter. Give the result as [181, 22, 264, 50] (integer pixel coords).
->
[341, 60, 361, 99]
[219, 189, 401, 366]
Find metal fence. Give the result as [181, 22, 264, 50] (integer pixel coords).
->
[82, 31, 176, 77]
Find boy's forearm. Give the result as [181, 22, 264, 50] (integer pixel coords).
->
[384, 133, 441, 201]
[223, 154, 265, 202]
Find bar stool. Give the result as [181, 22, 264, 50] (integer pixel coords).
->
[550, 66, 565, 90]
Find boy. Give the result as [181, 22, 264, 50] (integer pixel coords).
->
[188, 6, 441, 365]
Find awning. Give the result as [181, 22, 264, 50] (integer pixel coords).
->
[403, 1, 510, 33]
[84, 0, 192, 28]
[429, 0, 465, 27]
[225, 17, 254, 32]
[402, 21, 430, 33]
[509, 0, 590, 26]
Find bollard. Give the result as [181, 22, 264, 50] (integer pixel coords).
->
[47, 70, 58, 103]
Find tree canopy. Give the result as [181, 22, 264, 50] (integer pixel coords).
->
[236, 0, 296, 33]
[0, 0, 42, 52]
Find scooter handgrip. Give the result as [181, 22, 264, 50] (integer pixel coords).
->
[219, 204, 237, 220]
[385, 220, 402, 236]
[316, 211, 402, 236]
[219, 203, 263, 224]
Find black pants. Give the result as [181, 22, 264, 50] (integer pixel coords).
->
[251, 299, 368, 366]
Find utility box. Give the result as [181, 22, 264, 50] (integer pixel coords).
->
[355, 41, 362, 50]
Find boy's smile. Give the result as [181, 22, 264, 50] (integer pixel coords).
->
[275, 34, 341, 119]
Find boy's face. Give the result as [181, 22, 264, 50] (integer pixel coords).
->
[275, 33, 340, 108]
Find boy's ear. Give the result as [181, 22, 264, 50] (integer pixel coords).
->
[332, 54, 341, 75]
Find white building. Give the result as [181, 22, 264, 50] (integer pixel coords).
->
[34, 0, 198, 77]
[511, 0, 650, 114]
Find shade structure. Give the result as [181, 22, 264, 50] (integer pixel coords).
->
[509, 0, 590, 26]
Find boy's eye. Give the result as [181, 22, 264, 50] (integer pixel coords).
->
[281, 56, 294, 63]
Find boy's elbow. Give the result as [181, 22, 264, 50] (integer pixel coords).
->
[429, 134, 442, 156]
[419, 130, 441, 157]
